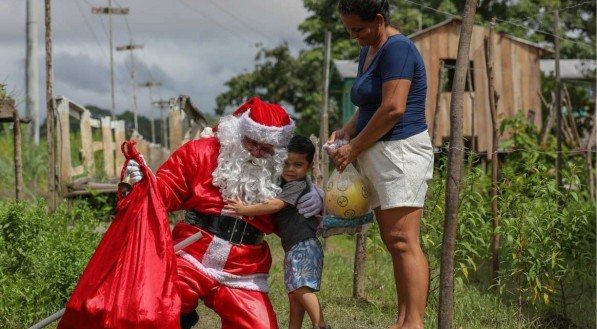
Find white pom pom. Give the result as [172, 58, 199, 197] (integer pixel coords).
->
[200, 127, 214, 138]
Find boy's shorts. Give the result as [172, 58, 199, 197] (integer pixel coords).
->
[284, 238, 323, 293]
[358, 130, 434, 210]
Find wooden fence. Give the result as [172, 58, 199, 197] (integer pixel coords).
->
[54, 95, 207, 197]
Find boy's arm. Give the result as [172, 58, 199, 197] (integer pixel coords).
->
[224, 198, 287, 217]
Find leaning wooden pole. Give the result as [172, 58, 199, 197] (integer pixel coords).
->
[438, 1, 478, 328]
[485, 18, 501, 285]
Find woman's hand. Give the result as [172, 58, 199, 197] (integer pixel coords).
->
[327, 128, 350, 145]
[330, 142, 361, 173]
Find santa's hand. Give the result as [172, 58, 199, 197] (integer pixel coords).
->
[124, 159, 143, 184]
[297, 185, 324, 218]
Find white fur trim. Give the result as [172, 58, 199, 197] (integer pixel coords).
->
[177, 247, 270, 292]
[239, 110, 295, 146]
[200, 126, 214, 138]
[202, 235, 231, 271]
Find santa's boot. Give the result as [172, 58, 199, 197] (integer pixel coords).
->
[180, 310, 199, 329]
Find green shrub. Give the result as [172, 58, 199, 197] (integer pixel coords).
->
[0, 200, 102, 328]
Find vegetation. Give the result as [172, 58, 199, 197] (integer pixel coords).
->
[0, 112, 593, 328]
[0, 200, 102, 328]
[215, 0, 595, 137]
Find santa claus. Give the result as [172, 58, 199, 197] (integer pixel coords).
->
[125, 97, 322, 329]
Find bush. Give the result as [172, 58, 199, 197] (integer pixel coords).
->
[0, 200, 102, 328]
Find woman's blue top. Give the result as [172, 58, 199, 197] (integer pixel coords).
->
[351, 34, 428, 141]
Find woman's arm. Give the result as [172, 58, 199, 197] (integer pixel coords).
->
[351, 79, 411, 151]
[224, 198, 287, 217]
[332, 78, 411, 171]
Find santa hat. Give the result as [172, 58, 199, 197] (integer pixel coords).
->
[231, 97, 295, 147]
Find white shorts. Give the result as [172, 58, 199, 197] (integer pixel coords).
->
[358, 130, 434, 210]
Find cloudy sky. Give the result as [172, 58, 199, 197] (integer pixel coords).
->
[1, 0, 310, 120]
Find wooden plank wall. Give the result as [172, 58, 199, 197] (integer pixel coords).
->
[413, 21, 543, 157]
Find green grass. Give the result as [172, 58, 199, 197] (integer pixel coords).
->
[194, 234, 547, 329]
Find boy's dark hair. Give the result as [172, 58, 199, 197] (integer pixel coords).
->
[288, 135, 315, 163]
[338, 0, 390, 24]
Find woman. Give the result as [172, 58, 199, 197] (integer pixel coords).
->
[328, 1, 434, 328]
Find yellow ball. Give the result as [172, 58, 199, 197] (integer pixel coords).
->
[324, 171, 370, 219]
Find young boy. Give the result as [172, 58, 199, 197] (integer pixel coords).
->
[224, 135, 329, 329]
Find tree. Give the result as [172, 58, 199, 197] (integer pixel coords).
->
[215, 0, 594, 134]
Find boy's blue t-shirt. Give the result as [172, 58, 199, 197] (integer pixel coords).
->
[351, 34, 428, 141]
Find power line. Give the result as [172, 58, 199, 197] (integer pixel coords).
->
[400, 0, 594, 48]
[175, 0, 257, 44]
[203, 0, 276, 40]
[73, 0, 110, 64]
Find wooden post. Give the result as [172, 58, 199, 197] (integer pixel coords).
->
[320, 31, 332, 185]
[352, 226, 367, 300]
[13, 107, 24, 201]
[539, 91, 556, 145]
[80, 110, 95, 177]
[169, 106, 183, 151]
[554, 10, 563, 198]
[432, 60, 445, 146]
[563, 85, 581, 147]
[101, 116, 115, 177]
[485, 18, 501, 285]
[438, 1, 478, 328]
[45, 0, 57, 211]
[586, 112, 596, 200]
[113, 120, 126, 171]
[56, 99, 72, 194]
[467, 65, 476, 152]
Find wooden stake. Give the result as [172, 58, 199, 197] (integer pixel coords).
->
[432, 60, 445, 146]
[438, 1, 478, 328]
[485, 18, 501, 285]
[13, 109, 24, 201]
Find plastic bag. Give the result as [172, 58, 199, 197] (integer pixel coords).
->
[321, 164, 373, 237]
[58, 141, 181, 329]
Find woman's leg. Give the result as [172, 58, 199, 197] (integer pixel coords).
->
[376, 207, 428, 329]
[289, 287, 326, 328]
[288, 293, 305, 329]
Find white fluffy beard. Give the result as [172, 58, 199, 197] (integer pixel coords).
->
[212, 115, 287, 204]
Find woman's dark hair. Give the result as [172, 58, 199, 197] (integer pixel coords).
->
[288, 135, 315, 163]
[338, 0, 390, 23]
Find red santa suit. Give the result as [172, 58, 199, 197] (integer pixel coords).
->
[156, 97, 295, 329]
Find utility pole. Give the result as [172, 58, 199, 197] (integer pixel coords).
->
[45, 0, 57, 212]
[26, 0, 40, 144]
[92, 3, 129, 120]
[139, 81, 161, 143]
[116, 43, 143, 131]
[153, 99, 170, 148]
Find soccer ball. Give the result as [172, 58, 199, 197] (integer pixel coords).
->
[324, 171, 370, 219]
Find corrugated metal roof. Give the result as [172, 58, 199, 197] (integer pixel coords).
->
[540, 59, 596, 80]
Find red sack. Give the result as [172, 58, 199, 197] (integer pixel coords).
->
[58, 141, 181, 329]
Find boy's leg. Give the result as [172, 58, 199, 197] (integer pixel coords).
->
[288, 293, 306, 329]
[290, 287, 326, 327]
